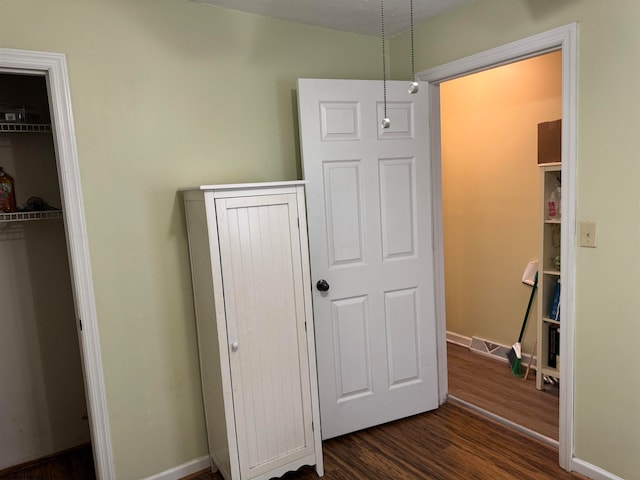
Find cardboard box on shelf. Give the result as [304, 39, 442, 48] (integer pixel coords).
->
[538, 119, 561, 164]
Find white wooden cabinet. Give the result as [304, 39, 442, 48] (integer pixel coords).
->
[182, 181, 323, 480]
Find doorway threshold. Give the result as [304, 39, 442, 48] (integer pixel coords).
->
[448, 395, 558, 448]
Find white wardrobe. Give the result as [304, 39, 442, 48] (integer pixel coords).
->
[182, 181, 323, 480]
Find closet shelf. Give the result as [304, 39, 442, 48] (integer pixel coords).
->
[0, 123, 51, 133]
[0, 211, 62, 222]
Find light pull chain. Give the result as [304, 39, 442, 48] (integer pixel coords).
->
[408, 0, 419, 94]
[381, 0, 390, 128]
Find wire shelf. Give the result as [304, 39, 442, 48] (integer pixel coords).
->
[0, 123, 51, 133]
[0, 211, 62, 223]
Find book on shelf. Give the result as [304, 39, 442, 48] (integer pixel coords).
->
[548, 324, 560, 369]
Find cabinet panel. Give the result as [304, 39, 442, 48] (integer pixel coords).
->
[216, 194, 313, 478]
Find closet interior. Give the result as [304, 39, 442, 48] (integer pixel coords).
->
[0, 73, 91, 473]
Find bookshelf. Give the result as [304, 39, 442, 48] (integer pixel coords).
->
[537, 162, 561, 390]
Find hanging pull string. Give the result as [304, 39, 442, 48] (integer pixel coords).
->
[381, 0, 390, 128]
[408, 0, 419, 93]
[410, 0, 415, 78]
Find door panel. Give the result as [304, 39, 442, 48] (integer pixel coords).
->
[331, 295, 372, 401]
[298, 79, 439, 439]
[379, 157, 416, 259]
[385, 288, 420, 386]
[323, 160, 365, 266]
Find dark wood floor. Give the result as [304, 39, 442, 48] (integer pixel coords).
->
[187, 401, 585, 480]
[447, 342, 559, 440]
[0, 444, 95, 480]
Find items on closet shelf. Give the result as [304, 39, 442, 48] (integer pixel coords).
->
[0, 166, 16, 212]
[549, 279, 561, 322]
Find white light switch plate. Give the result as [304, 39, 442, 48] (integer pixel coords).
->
[580, 221, 597, 248]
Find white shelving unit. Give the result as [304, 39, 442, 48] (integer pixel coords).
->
[0, 122, 51, 133]
[1, 122, 59, 221]
[0, 211, 62, 222]
[537, 162, 561, 390]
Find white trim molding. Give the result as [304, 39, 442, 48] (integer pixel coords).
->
[449, 396, 558, 448]
[420, 23, 578, 472]
[571, 458, 625, 480]
[445, 331, 471, 348]
[0, 48, 115, 479]
[142, 456, 211, 480]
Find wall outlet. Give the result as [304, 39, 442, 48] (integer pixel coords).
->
[580, 221, 597, 248]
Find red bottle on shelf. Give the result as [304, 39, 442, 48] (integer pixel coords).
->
[0, 167, 17, 212]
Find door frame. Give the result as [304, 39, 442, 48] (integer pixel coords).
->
[418, 23, 577, 471]
[0, 48, 115, 479]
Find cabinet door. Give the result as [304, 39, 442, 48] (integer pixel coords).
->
[215, 193, 315, 479]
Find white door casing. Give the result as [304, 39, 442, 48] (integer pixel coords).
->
[419, 23, 577, 471]
[0, 49, 114, 479]
[298, 79, 439, 439]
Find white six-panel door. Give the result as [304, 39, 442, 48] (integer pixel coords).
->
[297, 79, 439, 439]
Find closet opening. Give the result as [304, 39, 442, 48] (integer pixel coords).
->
[0, 72, 96, 478]
[440, 51, 562, 443]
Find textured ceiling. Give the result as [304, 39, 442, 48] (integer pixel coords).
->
[192, 0, 474, 37]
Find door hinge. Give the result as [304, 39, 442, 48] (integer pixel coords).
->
[312, 421, 314, 432]
[304, 321, 307, 332]
[297, 217, 300, 229]
[79, 318, 83, 331]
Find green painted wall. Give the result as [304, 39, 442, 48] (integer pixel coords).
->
[0, 1, 381, 478]
[3, 0, 639, 478]
[390, 1, 640, 478]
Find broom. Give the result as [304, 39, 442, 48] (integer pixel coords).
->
[507, 265, 538, 377]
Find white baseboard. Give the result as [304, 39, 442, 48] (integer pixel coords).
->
[449, 395, 557, 448]
[571, 458, 624, 480]
[142, 455, 211, 480]
[446, 331, 471, 347]
[446, 331, 538, 369]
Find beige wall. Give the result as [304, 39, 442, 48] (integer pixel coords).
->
[441, 52, 562, 354]
[0, 1, 381, 478]
[391, 1, 640, 478]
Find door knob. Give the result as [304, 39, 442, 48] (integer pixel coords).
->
[231, 342, 239, 352]
[316, 279, 330, 292]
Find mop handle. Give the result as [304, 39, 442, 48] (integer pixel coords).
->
[517, 272, 538, 343]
